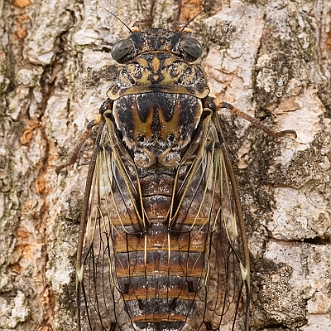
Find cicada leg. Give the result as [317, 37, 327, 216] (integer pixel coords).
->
[55, 99, 113, 174]
[55, 115, 101, 174]
[206, 98, 297, 139]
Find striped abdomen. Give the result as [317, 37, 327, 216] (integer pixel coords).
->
[112, 172, 211, 330]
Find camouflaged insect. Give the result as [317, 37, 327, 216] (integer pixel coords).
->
[71, 16, 252, 331]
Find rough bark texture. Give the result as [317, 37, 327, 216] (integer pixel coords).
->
[0, 0, 330, 330]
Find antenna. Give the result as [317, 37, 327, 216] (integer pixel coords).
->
[180, 10, 203, 32]
[104, 8, 133, 33]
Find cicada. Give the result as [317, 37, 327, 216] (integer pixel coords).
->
[56, 2, 296, 330]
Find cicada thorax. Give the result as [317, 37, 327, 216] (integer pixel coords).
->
[99, 28, 225, 330]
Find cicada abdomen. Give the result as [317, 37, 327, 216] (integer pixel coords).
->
[76, 25, 251, 331]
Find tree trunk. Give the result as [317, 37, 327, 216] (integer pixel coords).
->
[0, 0, 330, 330]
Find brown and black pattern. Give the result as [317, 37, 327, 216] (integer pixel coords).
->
[75, 9, 250, 331]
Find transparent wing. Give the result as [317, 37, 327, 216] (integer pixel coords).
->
[202, 125, 250, 331]
[76, 118, 143, 331]
[75, 111, 250, 331]
[170, 112, 250, 331]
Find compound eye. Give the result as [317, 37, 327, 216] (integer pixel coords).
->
[180, 37, 202, 60]
[111, 39, 133, 62]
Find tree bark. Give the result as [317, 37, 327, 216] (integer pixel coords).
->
[0, 0, 330, 330]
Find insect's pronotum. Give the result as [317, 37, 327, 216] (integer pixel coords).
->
[56, 1, 296, 330]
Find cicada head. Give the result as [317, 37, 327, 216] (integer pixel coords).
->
[111, 28, 202, 64]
